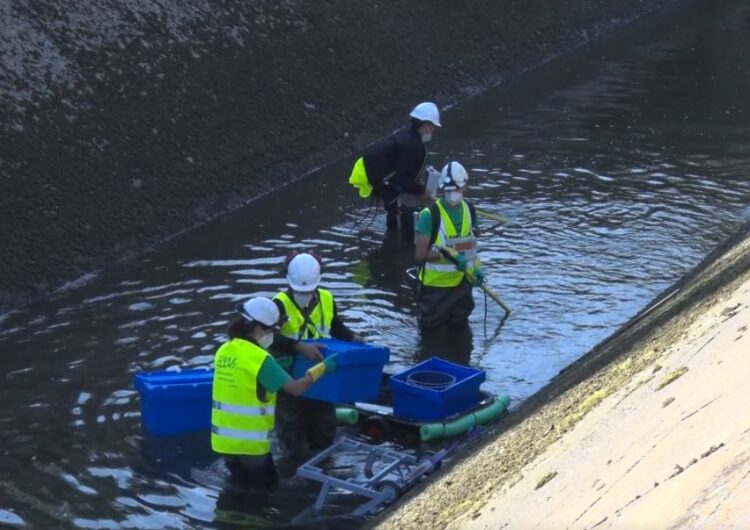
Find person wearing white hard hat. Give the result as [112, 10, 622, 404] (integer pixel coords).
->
[211, 296, 338, 487]
[414, 161, 484, 330]
[270, 251, 364, 460]
[348, 101, 441, 231]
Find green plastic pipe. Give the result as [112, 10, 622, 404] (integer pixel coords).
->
[335, 407, 359, 425]
[420, 393, 511, 442]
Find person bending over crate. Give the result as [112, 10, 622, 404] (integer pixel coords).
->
[347, 101, 441, 232]
[211, 297, 337, 487]
[270, 251, 365, 461]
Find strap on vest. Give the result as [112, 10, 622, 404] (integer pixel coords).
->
[299, 294, 327, 340]
[429, 201, 477, 247]
[211, 425, 269, 441]
[424, 262, 461, 272]
[213, 400, 275, 416]
[279, 290, 329, 340]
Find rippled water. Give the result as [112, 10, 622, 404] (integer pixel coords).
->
[1, 0, 749, 527]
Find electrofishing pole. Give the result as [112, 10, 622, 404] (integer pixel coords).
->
[474, 208, 509, 224]
[437, 247, 511, 317]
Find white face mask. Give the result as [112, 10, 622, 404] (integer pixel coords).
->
[293, 292, 314, 308]
[421, 132, 433, 144]
[257, 332, 274, 349]
[444, 190, 463, 205]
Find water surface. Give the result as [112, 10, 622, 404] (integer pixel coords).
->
[1, 0, 749, 527]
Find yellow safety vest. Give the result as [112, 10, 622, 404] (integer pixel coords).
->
[275, 289, 334, 340]
[211, 338, 276, 456]
[419, 200, 477, 288]
[348, 157, 372, 198]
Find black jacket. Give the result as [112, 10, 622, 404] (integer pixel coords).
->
[362, 125, 427, 196]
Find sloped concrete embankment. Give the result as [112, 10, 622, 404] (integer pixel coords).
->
[375, 224, 750, 529]
[0, 0, 676, 309]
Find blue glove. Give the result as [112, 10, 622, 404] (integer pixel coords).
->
[323, 353, 338, 374]
[471, 268, 485, 286]
[453, 254, 468, 271]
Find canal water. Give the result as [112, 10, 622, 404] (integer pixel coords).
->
[1, 0, 749, 527]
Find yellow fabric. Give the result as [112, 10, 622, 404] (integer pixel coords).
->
[211, 338, 276, 456]
[307, 361, 326, 382]
[420, 200, 472, 288]
[348, 157, 372, 198]
[275, 289, 334, 340]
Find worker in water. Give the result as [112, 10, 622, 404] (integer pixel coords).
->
[271, 251, 364, 460]
[414, 161, 484, 330]
[211, 296, 337, 487]
[348, 101, 441, 231]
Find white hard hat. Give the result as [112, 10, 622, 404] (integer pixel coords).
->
[286, 253, 321, 292]
[238, 297, 280, 327]
[409, 102, 441, 127]
[439, 161, 469, 190]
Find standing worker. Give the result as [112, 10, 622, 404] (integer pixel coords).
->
[414, 161, 485, 330]
[272, 251, 364, 460]
[211, 296, 337, 487]
[348, 102, 442, 231]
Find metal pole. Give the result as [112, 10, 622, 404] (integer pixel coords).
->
[475, 208, 509, 224]
[437, 247, 511, 317]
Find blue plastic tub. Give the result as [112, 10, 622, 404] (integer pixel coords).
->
[389, 357, 486, 421]
[134, 369, 213, 437]
[292, 339, 390, 403]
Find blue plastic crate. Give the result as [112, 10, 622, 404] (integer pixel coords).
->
[134, 369, 213, 437]
[389, 357, 486, 421]
[292, 339, 390, 403]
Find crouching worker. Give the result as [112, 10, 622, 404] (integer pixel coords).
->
[211, 296, 337, 488]
[414, 161, 484, 330]
[272, 251, 364, 460]
[348, 102, 441, 231]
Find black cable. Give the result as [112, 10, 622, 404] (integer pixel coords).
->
[350, 198, 379, 234]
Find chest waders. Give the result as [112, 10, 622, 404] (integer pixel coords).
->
[273, 290, 338, 459]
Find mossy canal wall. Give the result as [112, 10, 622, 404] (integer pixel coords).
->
[0, 0, 676, 309]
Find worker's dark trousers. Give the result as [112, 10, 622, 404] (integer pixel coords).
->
[418, 320, 473, 366]
[380, 187, 417, 232]
[224, 453, 277, 489]
[276, 391, 336, 460]
[380, 186, 401, 229]
[417, 279, 475, 330]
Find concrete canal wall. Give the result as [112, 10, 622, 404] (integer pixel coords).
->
[0, 0, 676, 309]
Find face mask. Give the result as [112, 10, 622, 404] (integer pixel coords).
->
[293, 292, 314, 308]
[421, 132, 433, 144]
[444, 190, 463, 205]
[257, 332, 274, 349]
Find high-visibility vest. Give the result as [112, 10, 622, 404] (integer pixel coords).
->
[348, 157, 373, 198]
[211, 338, 276, 456]
[419, 200, 478, 288]
[274, 289, 334, 340]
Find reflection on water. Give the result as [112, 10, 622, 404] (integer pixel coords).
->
[1, 0, 750, 527]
